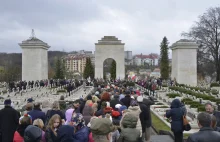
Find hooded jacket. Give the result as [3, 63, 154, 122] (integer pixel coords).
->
[128, 106, 142, 131]
[57, 125, 74, 142]
[118, 113, 141, 142]
[166, 99, 184, 133]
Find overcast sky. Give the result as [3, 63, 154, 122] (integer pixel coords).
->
[0, 0, 219, 55]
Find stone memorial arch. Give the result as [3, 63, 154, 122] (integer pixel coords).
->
[95, 36, 125, 79]
[170, 39, 198, 86]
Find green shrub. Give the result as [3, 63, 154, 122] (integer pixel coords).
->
[158, 106, 169, 108]
[57, 90, 66, 93]
[197, 106, 205, 112]
[210, 82, 220, 87]
[166, 93, 180, 98]
[155, 103, 164, 105]
[211, 89, 219, 95]
[162, 84, 168, 87]
[182, 98, 193, 103]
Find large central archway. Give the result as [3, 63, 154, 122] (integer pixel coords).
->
[103, 58, 116, 79]
[95, 36, 125, 79]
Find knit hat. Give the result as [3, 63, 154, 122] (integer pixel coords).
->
[27, 98, 34, 103]
[111, 111, 120, 118]
[137, 96, 143, 102]
[130, 99, 138, 106]
[115, 104, 122, 109]
[4, 99, 11, 105]
[24, 125, 42, 142]
[119, 105, 127, 112]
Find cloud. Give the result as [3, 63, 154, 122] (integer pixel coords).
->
[0, 0, 220, 55]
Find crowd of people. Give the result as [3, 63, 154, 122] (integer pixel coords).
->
[1, 79, 220, 142]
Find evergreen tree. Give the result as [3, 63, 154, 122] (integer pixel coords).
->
[110, 60, 116, 79]
[160, 36, 169, 79]
[54, 58, 65, 79]
[83, 58, 94, 79]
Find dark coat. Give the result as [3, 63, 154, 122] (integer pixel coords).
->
[28, 109, 46, 124]
[120, 95, 131, 108]
[110, 96, 124, 110]
[166, 99, 183, 133]
[0, 106, 19, 142]
[142, 97, 154, 127]
[213, 111, 220, 127]
[45, 128, 57, 142]
[187, 127, 220, 142]
[139, 102, 149, 132]
[73, 126, 89, 142]
[57, 125, 74, 142]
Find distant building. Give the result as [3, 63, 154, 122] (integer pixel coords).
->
[150, 68, 161, 78]
[63, 50, 94, 73]
[124, 51, 133, 65]
[133, 53, 159, 66]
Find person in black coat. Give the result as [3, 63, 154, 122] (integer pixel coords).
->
[166, 99, 184, 142]
[120, 91, 131, 108]
[205, 102, 220, 127]
[137, 96, 152, 142]
[187, 112, 220, 142]
[110, 95, 124, 110]
[28, 102, 46, 124]
[0, 99, 19, 142]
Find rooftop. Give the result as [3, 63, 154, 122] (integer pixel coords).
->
[95, 36, 125, 45]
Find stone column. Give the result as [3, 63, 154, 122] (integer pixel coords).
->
[170, 39, 198, 86]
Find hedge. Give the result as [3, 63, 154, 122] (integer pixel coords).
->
[166, 93, 180, 98]
[210, 82, 220, 87]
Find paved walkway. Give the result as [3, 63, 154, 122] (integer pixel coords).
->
[151, 135, 174, 142]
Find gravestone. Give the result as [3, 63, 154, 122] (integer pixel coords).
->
[170, 39, 198, 86]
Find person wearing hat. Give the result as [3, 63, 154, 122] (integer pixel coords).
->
[28, 102, 46, 124]
[137, 96, 152, 142]
[24, 125, 42, 142]
[110, 94, 124, 110]
[0, 99, 19, 142]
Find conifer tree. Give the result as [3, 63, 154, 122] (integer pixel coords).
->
[160, 36, 169, 79]
[110, 60, 116, 79]
[83, 58, 94, 79]
[54, 58, 65, 79]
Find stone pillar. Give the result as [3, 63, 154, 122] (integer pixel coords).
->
[95, 36, 125, 79]
[19, 30, 50, 81]
[170, 39, 198, 86]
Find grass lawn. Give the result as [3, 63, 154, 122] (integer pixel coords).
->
[151, 112, 191, 139]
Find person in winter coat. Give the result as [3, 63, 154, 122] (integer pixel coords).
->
[24, 125, 42, 142]
[56, 125, 74, 142]
[127, 99, 142, 133]
[117, 113, 141, 142]
[45, 101, 65, 125]
[45, 114, 62, 142]
[110, 95, 124, 110]
[137, 96, 152, 142]
[211, 115, 220, 132]
[0, 99, 19, 142]
[90, 116, 116, 142]
[13, 114, 32, 142]
[70, 113, 89, 142]
[187, 112, 220, 142]
[166, 99, 184, 142]
[120, 91, 132, 108]
[28, 102, 46, 124]
[33, 119, 46, 142]
[83, 100, 94, 125]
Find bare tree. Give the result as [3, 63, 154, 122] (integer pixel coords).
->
[182, 7, 220, 81]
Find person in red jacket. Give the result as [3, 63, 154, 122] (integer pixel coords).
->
[13, 114, 32, 142]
